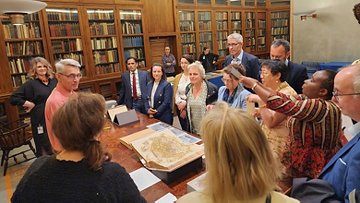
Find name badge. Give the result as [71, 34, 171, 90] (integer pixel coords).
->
[37, 125, 44, 134]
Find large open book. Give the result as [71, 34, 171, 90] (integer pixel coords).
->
[130, 129, 204, 172]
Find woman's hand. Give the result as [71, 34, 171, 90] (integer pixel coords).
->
[23, 101, 35, 112]
[247, 94, 261, 103]
[177, 100, 186, 111]
[180, 109, 187, 119]
[239, 76, 259, 89]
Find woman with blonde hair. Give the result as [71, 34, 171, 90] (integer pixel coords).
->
[178, 102, 299, 203]
[10, 57, 57, 157]
[12, 92, 145, 202]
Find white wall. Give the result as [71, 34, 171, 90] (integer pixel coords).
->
[292, 0, 360, 63]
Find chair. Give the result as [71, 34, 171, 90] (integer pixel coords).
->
[0, 119, 36, 176]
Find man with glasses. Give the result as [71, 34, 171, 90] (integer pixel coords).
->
[270, 39, 308, 94]
[45, 59, 82, 152]
[223, 33, 260, 80]
[318, 64, 360, 202]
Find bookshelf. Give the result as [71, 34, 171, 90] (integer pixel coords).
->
[230, 11, 242, 34]
[119, 9, 145, 66]
[45, 7, 87, 76]
[271, 10, 290, 41]
[179, 10, 196, 58]
[198, 11, 212, 53]
[245, 0, 255, 7]
[2, 13, 46, 88]
[86, 8, 120, 75]
[257, 12, 267, 52]
[216, 11, 228, 57]
[244, 11, 255, 52]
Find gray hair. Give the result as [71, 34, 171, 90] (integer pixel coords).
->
[55, 59, 81, 73]
[271, 39, 290, 53]
[188, 61, 206, 79]
[227, 33, 243, 44]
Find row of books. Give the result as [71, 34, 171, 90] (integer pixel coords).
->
[95, 63, 121, 75]
[272, 19, 289, 27]
[272, 35, 289, 41]
[245, 12, 255, 19]
[218, 40, 227, 50]
[231, 21, 242, 30]
[122, 22, 142, 35]
[120, 11, 142, 20]
[91, 37, 117, 50]
[257, 36, 266, 45]
[3, 23, 41, 39]
[49, 23, 81, 37]
[199, 32, 212, 41]
[52, 39, 82, 53]
[24, 14, 40, 21]
[89, 23, 116, 36]
[257, 12, 266, 19]
[216, 31, 228, 41]
[257, 44, 267, 51]
[181, 34, 195, 43]
[245, 37, 256, 46]
[54, 53, 84, 65]
[271, 27, 289, 35]
[271, 11, 289, 19]
[198, 21, 212, 31]
[93, 50, 119, 65]
[231, 12, 241, 20]
[199, 42, 212, 51]
[245, 29, 255, 36]
[258, 20, 266, 29]
[181, 44, 196, 54]
[179, 12, 194, 21]
[87, 11, 114, 20]
[180, 21, 195, 32]
[12, 75, 28, 88]
[123, 37, 144, 47]
[47, 11, 79, 21]
[216, 12, 228, 20]
[258, 29, 266, 36]
[198, 12, 211, 21]
[216, 21, 228, 30]
[6, 41, 43, 56]
[246, 20, 255, 29]
[9, 58, 32, 74]
[124, 48, 144, 60]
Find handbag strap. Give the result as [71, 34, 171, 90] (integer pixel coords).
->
[265, 194, 271, 203]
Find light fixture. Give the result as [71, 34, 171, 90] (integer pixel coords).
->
[0, 0, 47, 25]
[300, 13, 317, 21]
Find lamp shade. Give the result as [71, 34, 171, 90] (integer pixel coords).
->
[0, 0, 47, 15]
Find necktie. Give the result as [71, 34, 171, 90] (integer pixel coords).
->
[132, 72, 138, 100]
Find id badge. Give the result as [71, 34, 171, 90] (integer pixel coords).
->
[37, 125, 44, 134]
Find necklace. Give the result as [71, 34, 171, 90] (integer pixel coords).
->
[56, 150, 84, 162]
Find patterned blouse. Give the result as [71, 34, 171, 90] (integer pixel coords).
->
[187, 81, 208, 134]
[267, 92, 342, 178]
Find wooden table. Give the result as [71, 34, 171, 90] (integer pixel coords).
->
[99, 112, 292, 202]
[99, 112, 203, 202]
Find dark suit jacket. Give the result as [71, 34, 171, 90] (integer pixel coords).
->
[118, 70, 149, 109]
[287, 61, 308, 94]
[224, 52, 260, 80]
[319, 133, 360, 202]
[145, 80, 173, 125]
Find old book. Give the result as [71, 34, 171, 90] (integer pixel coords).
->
[119, 128, 155, 150]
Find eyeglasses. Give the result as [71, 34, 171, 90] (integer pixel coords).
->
[332, 91, 360, 100]
[227, 43, 239, 47]
[221, 78, 233, 83]
[59, 73, 82, 79]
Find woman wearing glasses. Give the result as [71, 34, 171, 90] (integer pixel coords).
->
[240, 69, 342, 179]
[10, 57, 57, 157]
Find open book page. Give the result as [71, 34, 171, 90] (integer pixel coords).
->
[131, 129, 204, 172]
[119, 128, 156, 149]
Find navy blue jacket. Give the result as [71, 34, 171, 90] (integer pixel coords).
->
[286, 61, 308, 94]
[224, 52, 260, 80]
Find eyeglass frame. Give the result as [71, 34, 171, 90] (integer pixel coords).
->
[59, 72, 82, 80]
[227, 43, 240, 48]
[332, 91, 360, 100]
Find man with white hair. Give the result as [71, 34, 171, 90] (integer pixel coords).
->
[318, 64, 360, 202]
[223, 33, 260, 80]
[45, 59, 82, 152]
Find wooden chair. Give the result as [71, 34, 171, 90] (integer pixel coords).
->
[0, 119, 36, 176]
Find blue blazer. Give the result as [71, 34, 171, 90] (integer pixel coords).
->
[224, 52, 260, 80]
[319, 133, 360, 202]
[118, 70, 150, 109]
[286, 61, 308, 94]
[145, 80, 173, 125]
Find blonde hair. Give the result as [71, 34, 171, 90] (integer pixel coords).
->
[188, 61, 206, 79]
[28, 57, 54, 79]
[200, 102, 281, 202]
[52, 92, 107, 171]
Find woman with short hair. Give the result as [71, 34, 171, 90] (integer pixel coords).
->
[12, 92, 145, 203]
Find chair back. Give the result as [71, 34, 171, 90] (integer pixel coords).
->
[0, 120, 31, 150]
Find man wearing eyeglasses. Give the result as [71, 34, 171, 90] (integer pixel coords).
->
[45, 59, 82, 153]
[318, 64, 360, 202]
[223, 33, 260, 80]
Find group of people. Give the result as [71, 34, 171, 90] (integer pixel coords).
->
[9, 31, 360, 203]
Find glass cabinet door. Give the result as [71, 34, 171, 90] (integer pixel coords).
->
[216, 11, 228, 57]
[198, 11, 212, 53]
[244, 11, 255, 52]
[119, 10, 145, 66]
[271, 11, 290, 42]
[230, 11, 242, 34]
[87, 9, 120, 75]
[257, 12, 266, 52]
[46, 8, 86, 76]
[179, 10, 196, 58]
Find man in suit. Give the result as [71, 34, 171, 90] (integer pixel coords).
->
[270, 39, 308, 94]
[118, 57, 150, 114]
[223, 33, 260, 80]
[318, 64, 360, 202]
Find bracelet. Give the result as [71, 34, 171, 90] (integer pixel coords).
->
[251, 82, 258, 91]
